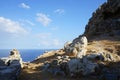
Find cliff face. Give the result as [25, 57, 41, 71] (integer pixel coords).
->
[84, 0, 120, 40]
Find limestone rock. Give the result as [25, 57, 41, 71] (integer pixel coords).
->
[64, 36, 88, 58]
[64, 41, 72, 50]
[9, 49, 23, 67]
[76, 48, 87, 58]
[68, 59, 84, 76]
[67, 53, 119, 76]
[82, 57, 98, 75]
[10, 49, 21, 59]
[0, 49, 22, 80]
[43, 55, 70, 76]
[68, 57, 98, 76]
[85, 52, 120, 62]
[43, 52, 119, 77]
[84, 0, 120, 39]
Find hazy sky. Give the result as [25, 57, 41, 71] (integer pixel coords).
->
[0, 0, 106, 49]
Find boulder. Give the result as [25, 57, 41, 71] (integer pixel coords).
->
[72, 36, 87, 48]
[9, 49, 23, 67]
[0, 58, 6, 66]
[64, 36, 88, 58]
[68, 59, 84, 77]
[76, 48, 87, 58]
[68, 58, 98, 76]
[64, 41, 72, 50]
[43, 55, 71, 76]
[10, 49, 20, 58]
[82, 58, 98, 75]
[86, 53, 104, 61]
[0, 49, 22, 80]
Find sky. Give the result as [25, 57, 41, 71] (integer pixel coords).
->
[0, 0, 106, 49]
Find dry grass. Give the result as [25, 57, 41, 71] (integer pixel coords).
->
[87, 40, 120, 55]
[18, 49, 99, 80]
[18, 40, 120, 80]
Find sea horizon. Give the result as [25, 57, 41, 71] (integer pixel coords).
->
[0, 49, 57, 62]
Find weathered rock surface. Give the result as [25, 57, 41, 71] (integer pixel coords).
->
[0, 49, 22, 80]
[42, 51, 120, 77]
[64, 36, 88, 58]
[84, 0, 120, 40]
[43, 55, 70, 76]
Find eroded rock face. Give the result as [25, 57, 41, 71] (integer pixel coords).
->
[68, 58, 98, 76]
[44, 54, 99, 77]
[84, 0, 120, 39]
[67, 52, 120, 76]
[10, 49, 21, 59]
[9, 49, 23, 67]
[64, 36, 88, 58]
[68, 59, 84, 76]
[43, 55, 70, 76]
[0, 49, 22, 80]
[43, 51, 120, 77]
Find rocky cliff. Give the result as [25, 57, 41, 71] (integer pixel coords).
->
[62, 0, 120, 77]
[84, 0, 120, 40]
[64, 0, 120, 57]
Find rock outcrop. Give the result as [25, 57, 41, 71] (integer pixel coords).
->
[43, 55, 70, 76]
[64, 36, 88, 58]
[44, 51, 120, 76]
[84, 0, 120, 40]
[0, 49, 22, 80]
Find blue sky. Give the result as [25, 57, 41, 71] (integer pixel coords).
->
[0, 0, 106, 49]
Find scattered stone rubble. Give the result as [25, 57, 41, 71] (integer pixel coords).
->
[43, 55, 70, 76]
[43, 52, 120, 78]
[0, 49, 22, 80]
[87, 52, 120, 62]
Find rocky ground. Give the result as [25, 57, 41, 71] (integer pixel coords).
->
[18, 39, 120, 80]
[18, 51, 97, 80]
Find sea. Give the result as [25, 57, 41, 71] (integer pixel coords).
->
[0, 49, 56, 62]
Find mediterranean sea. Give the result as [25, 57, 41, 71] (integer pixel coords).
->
[0, 49, 55, 62]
